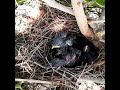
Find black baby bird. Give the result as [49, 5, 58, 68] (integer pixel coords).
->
[48, 31, 99, 68]
[51, 31, 75, 49]
[49, 47, 82, 68]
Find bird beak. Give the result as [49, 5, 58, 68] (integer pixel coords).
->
[52, 45, 60, 49]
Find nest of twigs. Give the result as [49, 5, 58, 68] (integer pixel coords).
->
[15, 4, 105, 90]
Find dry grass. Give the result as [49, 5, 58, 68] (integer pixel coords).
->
[15, 4, 105, 90]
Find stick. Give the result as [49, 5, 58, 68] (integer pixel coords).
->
[41, 0, 104, 25]
[15, 77, 105, 85]
[71, 0, 96, 38]
[41, 0, 74, 15]
[15, 78, 59, 85]
[79, 77, 105, 84]
[41, 0, 103, 40]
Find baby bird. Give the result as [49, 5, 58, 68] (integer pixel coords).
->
[48, 31, 99, 68]
[51, 31, 75, 49]
[49, 47, 82, 68]
[51, 31, 97, 50]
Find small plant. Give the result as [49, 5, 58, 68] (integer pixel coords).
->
[15, 82, 24, 90]
[16, 0, 27, 5]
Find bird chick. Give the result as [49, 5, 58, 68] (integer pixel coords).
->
[49, 31, 99, 68]
[51, 31, 95, 50]
[49, 47, 82, 68]
[81, 45, 99, 64]
[49, 58, 67, 67]
[51, 31, 75, 49]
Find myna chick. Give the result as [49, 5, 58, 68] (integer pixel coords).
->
[81, 45, 99, 64]
[49, 58, 67, 67]
[51, 31, 75, 49]
[51, 31, 97, 50]
[49, 47, 82, 68]
[48, 31, 99, 68]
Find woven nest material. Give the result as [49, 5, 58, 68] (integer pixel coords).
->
[15, 5, 105, 90]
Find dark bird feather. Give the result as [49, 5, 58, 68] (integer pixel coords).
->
[48, 47, 82, 67]
[48, 31, 99, 68]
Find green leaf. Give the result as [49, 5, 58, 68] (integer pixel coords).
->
[16, 0, 27, 5]
[85, 0, 93, 2]
[15, 82, 23, 90]
[96, 0, 105, 7]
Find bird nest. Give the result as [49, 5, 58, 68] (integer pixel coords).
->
[15, 5, 105, 90]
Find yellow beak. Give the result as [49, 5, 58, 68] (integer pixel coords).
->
[52, 45, 60, 49]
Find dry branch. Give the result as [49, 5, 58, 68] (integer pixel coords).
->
[79, 77, 105, 84]
[41, 0, 74, 15]
[71, 0, 97, 39]
[41, 0, 104, 39]
[15, 77, 105, 85]
[41, 0, 104, 24]
[15, 78, 59, 85]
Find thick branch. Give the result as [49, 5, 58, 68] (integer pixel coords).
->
[71, 0, 96, 38]
[41, 0, 74, 15]
[40, 0, 105, 48]
[41, 0, 103, 39]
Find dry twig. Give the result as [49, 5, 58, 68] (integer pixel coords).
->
[41, 0, 74, 15]
[15, 78, 59, 85]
